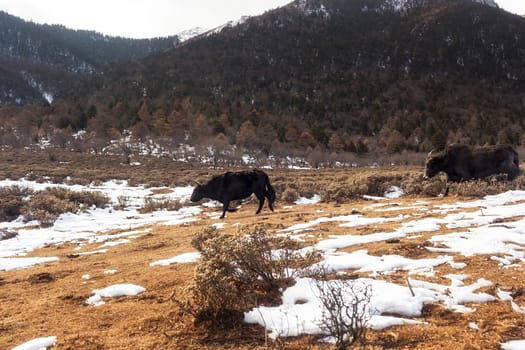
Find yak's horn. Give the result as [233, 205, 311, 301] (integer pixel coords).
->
[193, 180, 202, 186]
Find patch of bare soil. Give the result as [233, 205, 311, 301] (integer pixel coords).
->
[1, 193, 525, 350]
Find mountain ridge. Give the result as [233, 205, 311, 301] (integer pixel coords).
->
[0, 10, 179, 105]
[1, 0, 525, 155]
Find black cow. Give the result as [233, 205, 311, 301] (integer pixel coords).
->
[425, 144, 520, 182]
[190, 169, 276, 219]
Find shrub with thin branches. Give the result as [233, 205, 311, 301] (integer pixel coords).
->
[22, 192, 77, 226]
[178, 226, 320, 330]
[281, 187, 300, 204]
[311, 267, 373, 349]
[0, 185, 33, 221]
[139, 197, 182, 213]
[20, 187, 109, 226]
[232, 225, 319, 296]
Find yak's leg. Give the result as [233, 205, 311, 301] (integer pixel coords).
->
[255, 192, 265, 214]
[267, 195, 274, 211]
[220, 201, 230, 219]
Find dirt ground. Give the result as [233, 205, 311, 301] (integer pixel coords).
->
[2, 190, 525, 350]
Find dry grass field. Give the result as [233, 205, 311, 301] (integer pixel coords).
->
[1, 149, 525, 349]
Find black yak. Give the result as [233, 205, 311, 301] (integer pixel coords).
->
[190, 170, 276, 219]
[424, 144, 520, 182]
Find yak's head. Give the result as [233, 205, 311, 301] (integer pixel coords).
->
[424, 150, 445, 179]
[190, 182, 204, 202]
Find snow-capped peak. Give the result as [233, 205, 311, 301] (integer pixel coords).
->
[209, 16, 251, 35]
[176, 27, 208, 42]
[476, 0, 498, 8]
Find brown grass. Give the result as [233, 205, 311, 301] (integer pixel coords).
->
[139, 198, 183, 214]
[0, 185, 110, 226]
[0, 185, 33, 221]
[1, 149, 525, 349]
[2, 148, 525, 200]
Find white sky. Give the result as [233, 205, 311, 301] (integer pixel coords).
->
[0, 0, 293, 39]
[0, 0, 523, 39]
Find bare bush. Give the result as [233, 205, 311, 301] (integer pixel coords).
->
[139, 197, 182, 213]
[116, 195, 130, 209]
[178, 226, 320, 330]
[319, 174, 397, 202]
[22, 191, 77, 226]
[21, 187, 109, 226]
[178, 226, 251, 328]
[0, 228, 18, 240]
[0, 185, 33, 221]
[281, 187, 300, 204]
[64, 189, 111, 209]
[418, 173, 520, 198]
[233, 225, 320, 295]
[312, 271, 373, 349]
[420, 175, 449, 197]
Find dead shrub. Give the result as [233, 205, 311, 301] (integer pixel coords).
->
[449, 179, 496, 197]
[512, 174, 525, 190]
[0, 228, 18, 240]
[320, 177, 368, 202]
[419, 173, 519, 198]
[139, 197, 183, 213]
[281, 187, 300, 203]
[115, 195, 130, 210]
[66, 190, 110, 209]
[400, 173, 426, 195]
[280, 179, 317, 201]
[420, 176, 449, 197]
[21, 187, 109, 226]
[233, 225, 320, 297]
[311, 266, 373, 349]
[178, 226, 320, 330]
[22, 191, 77, 226]
[365, 175, 401, 197]
[318, 173, 407, 202]
[177, 227, 251, 329]
[28, 187, 109, 209]
[0, 185, 33, 221]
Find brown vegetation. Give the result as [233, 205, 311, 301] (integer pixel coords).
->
[0, 185, 109, 226]
[1, 150, 525, 349]
[2, 1, 525, 158]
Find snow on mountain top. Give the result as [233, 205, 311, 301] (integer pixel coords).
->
[176, 27, 208, 42]
[478, 0, 498, 8]
[209, 15, 251, 35]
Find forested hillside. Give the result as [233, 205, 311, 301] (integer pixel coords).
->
[0, 11, 178, 105]
[1, 0, 524, 157]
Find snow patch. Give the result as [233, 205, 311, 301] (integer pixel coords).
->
[0, 257, 59, 271]
[12, 336, 57, 350]
[150, 252, 201, 266]
[295, 194, 321, 205]
[86, 284, 146, 306]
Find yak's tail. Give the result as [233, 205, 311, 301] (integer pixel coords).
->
[265, 175, 276, 210]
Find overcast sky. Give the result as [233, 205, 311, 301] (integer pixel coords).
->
[0, 0, 523, 39]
